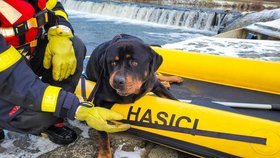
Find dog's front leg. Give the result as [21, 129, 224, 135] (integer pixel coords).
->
[97, 131, 111, 158]
[152, 80, 178, 100]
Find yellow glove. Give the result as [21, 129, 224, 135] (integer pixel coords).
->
[44, 25, 77, 81]
[75, 102, 131, 133]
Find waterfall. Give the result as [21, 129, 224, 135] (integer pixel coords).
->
[62, 0, 241, 32]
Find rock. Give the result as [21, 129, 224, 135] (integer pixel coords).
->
[38, 137, 98, 158]
[147, 145, 178, 158]
[221, 8, 280, 32]
[0, 146, 6, 153]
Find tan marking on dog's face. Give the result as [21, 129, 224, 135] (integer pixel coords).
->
[125, 54, 131, 59]
[125, 74, 143, 95]
[109, 71, 143, 96]
[114, 56, 119, 61]
[144, 71, 148, 78]
[109, 71, 117, 90]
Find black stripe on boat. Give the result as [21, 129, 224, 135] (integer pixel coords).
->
[127, 128, 241, 158]
[121, 120, 266, 145]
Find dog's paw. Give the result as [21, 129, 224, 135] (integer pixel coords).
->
[157, 75, 183, 84]
[161, 81, 171, 89]
[171, 76, 184, 83]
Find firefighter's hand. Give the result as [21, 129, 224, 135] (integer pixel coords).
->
[75, 102, 131, 133]
[44, 25, 76, 81]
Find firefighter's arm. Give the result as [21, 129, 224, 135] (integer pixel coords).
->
[43, 0, 77, 81]
[46, 0, 73, 31]
[0, 34, 77, 119]
[0, 35, 129, 132]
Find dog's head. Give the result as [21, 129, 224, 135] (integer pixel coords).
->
[101, 34, 162, 96]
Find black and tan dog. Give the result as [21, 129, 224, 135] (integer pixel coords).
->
[86, 34, 180, 157]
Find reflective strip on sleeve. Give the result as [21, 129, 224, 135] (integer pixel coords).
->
[0, 47, 22, 72]
[0, 10, 48, 37]
[41, 86, 61, 112]
[46, 0, 58, 10]
[54, 10, 68, 21]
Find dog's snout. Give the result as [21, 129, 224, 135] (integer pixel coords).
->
[114, 76, 125, 86]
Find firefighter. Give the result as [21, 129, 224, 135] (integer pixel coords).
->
[0, 0, 130, 145]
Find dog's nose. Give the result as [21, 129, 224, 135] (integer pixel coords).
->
[114, 76, 125, 86]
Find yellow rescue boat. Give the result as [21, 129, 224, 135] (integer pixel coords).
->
[75, 47, 280, 158]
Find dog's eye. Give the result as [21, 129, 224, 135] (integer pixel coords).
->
[130, 60, 138, 67]
[111, 61, 117, 66]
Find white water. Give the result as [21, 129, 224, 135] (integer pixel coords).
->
[62, 0, 240, 32]
[163, 36, 280, 62]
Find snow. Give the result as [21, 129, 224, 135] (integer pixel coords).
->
[0, 120, 145, 158]
[0, 130, 60, 158]
[0, 120, 90, 158]
[68, 120, 90, 138]
[246, 19, 280, 38]
[114, 143, 145, 158]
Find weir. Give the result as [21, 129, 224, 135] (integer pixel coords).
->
[62, 0, 241, 32]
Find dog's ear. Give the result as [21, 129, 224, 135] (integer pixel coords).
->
[97, 41, 114, 76]
[149, 46, 163, 72]
[112, 34, 144, 43]
[99, 51, 108, 76]
[111, 34, 123, 43]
